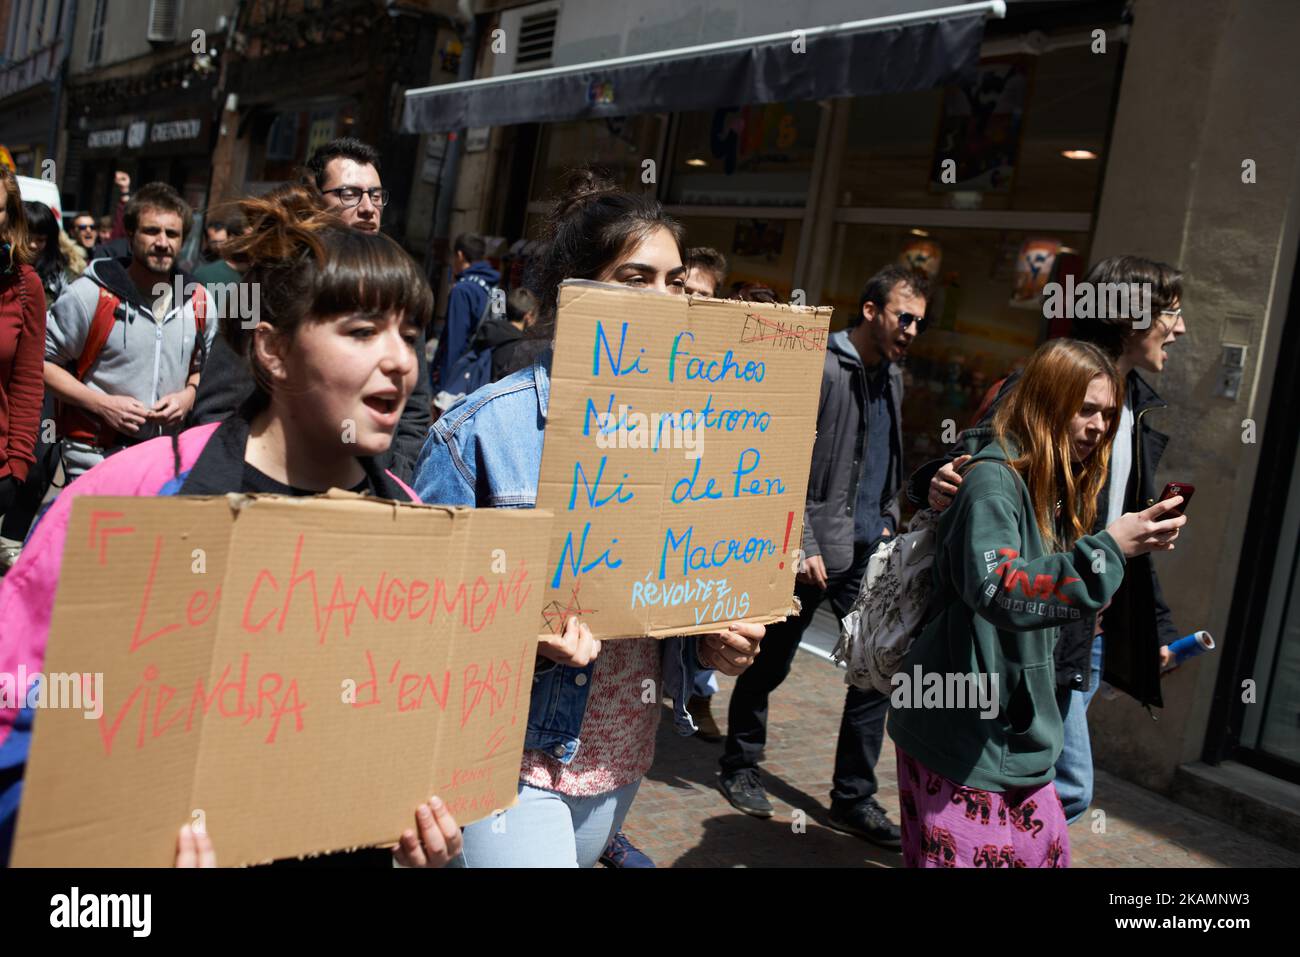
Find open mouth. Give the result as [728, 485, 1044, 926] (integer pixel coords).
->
[363, 395, 399, 416]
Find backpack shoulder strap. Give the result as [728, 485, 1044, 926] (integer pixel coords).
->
[76, 286, 121, 381]
[190, 284, 207, 336]
[186, 284, 210, 372]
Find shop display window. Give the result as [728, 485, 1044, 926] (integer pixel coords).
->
[667, 101, 821, 207]
[672, 214, 802, 298]
[530, 114, 666, 199]
[838, 46, 1120, 213]
[822, 223, 1092, 475]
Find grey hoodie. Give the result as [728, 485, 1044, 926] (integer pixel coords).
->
[46, 256, 216, 441]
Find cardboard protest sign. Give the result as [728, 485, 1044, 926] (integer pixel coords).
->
[537, 281, 831, 639]
[13, 495, 552, 867]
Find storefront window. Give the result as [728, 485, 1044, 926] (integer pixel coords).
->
[822, 223, 1092, 470]
[530, 115, 666, 200]
[244, 101, 358, 189]
[667, 101, 821, 207]
[673, 214, 802, 297]
[839, 45, 1120, 213]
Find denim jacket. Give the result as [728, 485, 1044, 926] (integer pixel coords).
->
[412, 360, 706, 765]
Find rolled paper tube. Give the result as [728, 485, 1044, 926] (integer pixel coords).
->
[1169, 630, 1215, 667]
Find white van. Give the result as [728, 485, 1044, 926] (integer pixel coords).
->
[16, 175, 62, 224]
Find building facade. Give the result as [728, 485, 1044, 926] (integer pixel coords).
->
[0, 0, 76, 179]
[59, 0, 238, 218]
[205, 0, 460, 256]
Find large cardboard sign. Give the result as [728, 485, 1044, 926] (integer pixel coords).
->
[13, 495, 552, 867]
[537, 281, 831, 639]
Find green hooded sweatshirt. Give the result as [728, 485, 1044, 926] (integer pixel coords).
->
[887, 437, 1126, 792]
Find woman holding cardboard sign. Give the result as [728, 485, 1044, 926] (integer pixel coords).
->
[0, 184, 460, 868]
[413, 169, 764, 868]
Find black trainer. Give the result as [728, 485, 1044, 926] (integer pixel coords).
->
[827, 797, 902, 850]
[718, 768, 774, 818]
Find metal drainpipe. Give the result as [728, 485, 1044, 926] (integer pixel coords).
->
[47, 0, 78, 189]
[427, 5, 479, 302]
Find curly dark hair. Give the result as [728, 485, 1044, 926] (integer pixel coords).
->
[527, 167, 685, 339]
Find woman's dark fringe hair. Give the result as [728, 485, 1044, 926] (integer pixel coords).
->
[22, 200, 66, 288]
[526, 166, 685, 340]
[220, 182, 433, 404]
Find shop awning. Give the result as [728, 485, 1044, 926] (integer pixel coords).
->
[402, 1, 1005, 134]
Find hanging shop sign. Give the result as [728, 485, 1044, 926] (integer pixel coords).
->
[84, 112, 210, 158]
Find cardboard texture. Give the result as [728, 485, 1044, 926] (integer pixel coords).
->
[537, 281, 831, 640]
[13, 495, 552, 867]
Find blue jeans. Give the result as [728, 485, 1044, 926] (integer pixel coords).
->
[692, 669, 719, 698]
[451, 778, 641, 868]
[1055, 634, 1104, 825]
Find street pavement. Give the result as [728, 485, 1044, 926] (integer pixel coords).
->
[621, 626, 1300, 868]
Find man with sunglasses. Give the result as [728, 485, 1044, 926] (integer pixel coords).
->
[718, 265, 929, 850]
[69, 214, 98, 253]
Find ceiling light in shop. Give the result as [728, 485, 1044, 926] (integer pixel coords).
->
[685, 158, 707, 167]
[1061, 149, 1098, 160]
[909, 228, 930, 237]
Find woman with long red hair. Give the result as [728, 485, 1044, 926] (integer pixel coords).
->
[887, 338, 1186, 867]
[0, 169, 46, 546]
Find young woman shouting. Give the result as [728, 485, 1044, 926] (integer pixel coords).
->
[0, 185, 461, 867]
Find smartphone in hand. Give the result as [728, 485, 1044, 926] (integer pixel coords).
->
[1159, 482, 1195, 516]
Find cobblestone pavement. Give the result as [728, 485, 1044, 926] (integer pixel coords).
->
[620, 648, 1300, 868]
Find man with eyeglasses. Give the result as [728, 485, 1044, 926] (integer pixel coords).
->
[190, 137, 431, 483]
[308, 137, 387, 235]
[718, 265, 928, 850]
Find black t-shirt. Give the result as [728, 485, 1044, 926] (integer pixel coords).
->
[240, 462, 372, 497]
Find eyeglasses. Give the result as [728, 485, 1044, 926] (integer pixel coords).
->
[74, 223, 96, 231]
[1159, 307, 1183, 319]
[322, 187, 389, 209]
[885, 305, 929, 334]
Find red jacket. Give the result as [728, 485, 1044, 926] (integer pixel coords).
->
[0, 263, 46, 482]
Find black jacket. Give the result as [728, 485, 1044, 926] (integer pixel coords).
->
[801, 330, 905, 575]
[907, 368, 1177, 707]
[471, 316, 527, 383]
[176, 411, 411, 501]
[190, 331, 432, 484]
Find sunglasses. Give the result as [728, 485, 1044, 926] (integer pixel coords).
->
[74, 223, 96, 231]
[884, 305, 929, 334]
